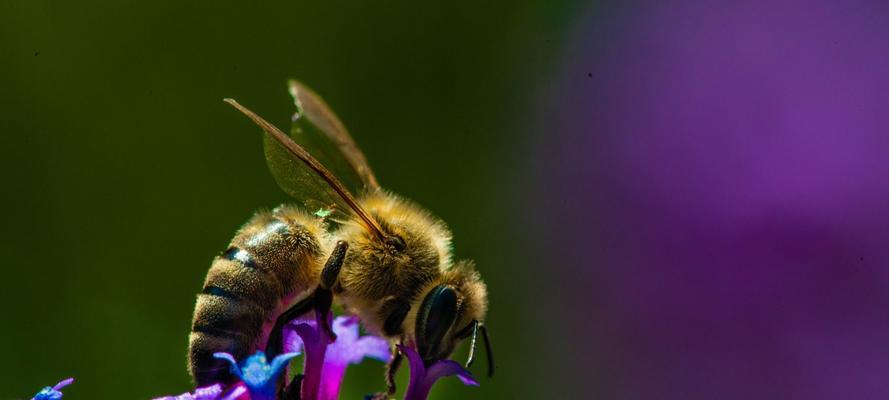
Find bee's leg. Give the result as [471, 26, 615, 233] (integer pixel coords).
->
[320, 241, 348, 291]
[313, 240, 348, 340]
[375, 298, 410, 395]
[364, 346, 401, 399]
[266, 295, 315, 358]
[385, 344, 403, 395]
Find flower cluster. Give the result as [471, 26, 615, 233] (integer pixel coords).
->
[148, 311, 479, 400]
[31, 312, 479, 400]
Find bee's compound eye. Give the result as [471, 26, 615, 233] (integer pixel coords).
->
[386, 235, 406, 251]
[416, 285, 458, 361]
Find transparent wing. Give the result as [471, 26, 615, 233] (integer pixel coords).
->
[286, 80, 381, 195]
[263, 132, 353, 222]
[225, 98, 386, 240]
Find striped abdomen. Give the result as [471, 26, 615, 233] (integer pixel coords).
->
[188, 207, 324, 385]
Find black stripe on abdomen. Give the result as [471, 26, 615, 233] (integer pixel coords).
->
[201, 285, 241, 301]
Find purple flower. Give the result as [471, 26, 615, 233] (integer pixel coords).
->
[284, 314, 390, 400]
[398, 345, 478, 400]
[32, 378, 73, 400]
[153, 383, 248, 400]
[214, 351, 301, 400]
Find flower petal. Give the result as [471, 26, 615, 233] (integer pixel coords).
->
[212, 352, 241, 377]
[32, 378, 74, 400]
[295, 313, 330, 400]
[153, 382, 238, 400]
[399, 345, 480, 400]
[269, 352, 302, 377]
[354, 336, 392, 363]
[284, 326, 306, 354]
[294, 322, 321, 348]
[325, 317, 383, 366]
[51, 378, 74, 392]
[332, 316, 360, 343]
[397, 345, 427, 400]
[193, 384, 223, 400]
[425, 360, 479, 387]
[219, 383, 249, 400]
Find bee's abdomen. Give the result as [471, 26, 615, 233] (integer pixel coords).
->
[188, 208, 322, 385]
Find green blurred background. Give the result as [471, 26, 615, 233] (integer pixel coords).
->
[0, 1, 582, 398]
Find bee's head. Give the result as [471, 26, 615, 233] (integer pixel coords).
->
[409, 261, 491, 374]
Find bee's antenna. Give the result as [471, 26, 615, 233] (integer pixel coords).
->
[465, 320, 480, 368]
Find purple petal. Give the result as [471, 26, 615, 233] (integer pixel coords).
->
[317, 316, 390, 400]
[295, 311, 333, 400]
[398, 345, 428, 400]
[152, 383, 234, 400]
[193, 384, 224, 400]
[32, 378, 74, 400]
[51, 378, 74, 392]
[152, 393, 192, 400]
[294, 322, 322, 348]
[425, 360, 479, 387]
[325, 317, 390, 366]
[219, 383, 249, 400]
[399, 345, 480, 400]
[151, 395, 192, 400]
[283, 314, 313, 355]
[397, 345, 426, 375]
[332, 316, 360, 340]
[354, 336, 391, 363]
[318, 363, 348, 400]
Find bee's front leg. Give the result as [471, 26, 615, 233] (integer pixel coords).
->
[364, 345, 402, 400]
[314, 240, 348, 340]
[267, 296, 315, 358]
[385, 345, 403, 395]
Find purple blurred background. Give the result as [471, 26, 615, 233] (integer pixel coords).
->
[534, 1, 889, 398]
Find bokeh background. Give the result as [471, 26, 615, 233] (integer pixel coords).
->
[4, 1, 889, 399]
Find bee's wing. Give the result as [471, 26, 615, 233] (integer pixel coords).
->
[225, 98, 386, 241]
[286, 80, 381, 194]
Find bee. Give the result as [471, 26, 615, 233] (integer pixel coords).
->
[188, 81, 494, 394]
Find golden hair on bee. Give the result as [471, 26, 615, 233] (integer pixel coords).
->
[332, 191, 453, 300]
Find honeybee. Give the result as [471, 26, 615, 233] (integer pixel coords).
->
[188, 81, 493, 395]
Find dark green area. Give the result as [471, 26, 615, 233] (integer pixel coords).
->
[0, 1, 580, 398]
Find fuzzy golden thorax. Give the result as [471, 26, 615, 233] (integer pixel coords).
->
[331, 192, 453, 329]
